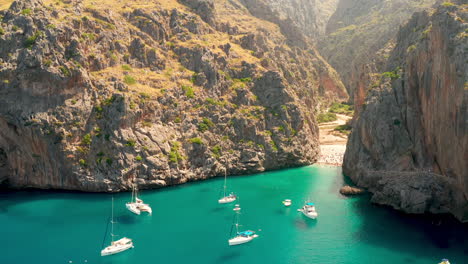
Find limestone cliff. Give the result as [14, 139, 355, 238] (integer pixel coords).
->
[319, 0, 437, 105]
[261, 0, 339, 39]
[344, 1, 468, 222]
[0, 0, 346, 191]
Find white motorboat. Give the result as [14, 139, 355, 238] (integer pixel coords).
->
[298, 202, 318, 219]
[438, 259, 450, 264]
[228, 201, 259, 246]
[126, 184, 152, 215]
[218, 169, 236, 204]
[101, 197, 134, 256]
[282, 199, 292, 207]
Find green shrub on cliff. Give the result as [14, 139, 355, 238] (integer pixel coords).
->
[198, 118, 214, 132]
[24, 31, 43, 49]
[182, 85, 194, 99]
[123, 75, 137, 85]
[441, 2, 455, 7]
[81, 134, 92, 146]
[168, 141, 184, 163]
[189, 137, 203, 145]
[79, 159, 87, 167]
[211, 145, 221, 158]
[21, 9, 32, 15]
[125, 139, 136, 147]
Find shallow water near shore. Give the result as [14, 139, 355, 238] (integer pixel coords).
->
[1, 165, 467, 264]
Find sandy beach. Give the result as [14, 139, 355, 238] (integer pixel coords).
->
[317, 114, 351, 166]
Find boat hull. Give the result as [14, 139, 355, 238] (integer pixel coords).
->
[302, 211, 318, 219]
[218, 196, 236, 204]
[101, 240, 134, 256]
[228, 234, 258, 246]
[126, 203, 141, 215]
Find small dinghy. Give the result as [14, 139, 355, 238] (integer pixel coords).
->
[282, 199, 292, 207]
[233, 204, 241, 211]
[298, 202, 318, 219]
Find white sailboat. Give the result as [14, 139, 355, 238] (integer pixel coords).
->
[218, 169, 236, 204]
[298, 202, 318, 219]
[126, 183, 152, 215]
[101, 197, 134, 256]
[228, 202, 259, 246]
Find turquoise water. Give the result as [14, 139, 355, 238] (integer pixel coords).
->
[1, 165, 467, 264]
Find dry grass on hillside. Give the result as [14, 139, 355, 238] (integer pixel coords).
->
[0, 0, 13, 10]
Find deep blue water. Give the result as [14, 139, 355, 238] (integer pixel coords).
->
[1, 165, 467, 264]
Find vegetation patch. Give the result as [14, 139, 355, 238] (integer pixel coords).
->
[123, 75, 137, 85]
[81, 134, 92, 146]
[189, 137, 203, 144]
[24, 31, 43, 49]
[198, 117, 214, 132]
[182, 85, 194, 99]
[211, 145, 221, 158]
[329, 102, 354, 116]
[317, 112, 337, 123]
[168, 141, 184, 163]
[334, 124, 352, 134]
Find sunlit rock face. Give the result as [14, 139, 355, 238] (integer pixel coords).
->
[0, 0, 347, 191]
[344, 1, 468, 222]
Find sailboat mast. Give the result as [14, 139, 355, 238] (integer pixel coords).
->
[111, 196, 114, 242]
[235, 211, 240, 234]
[223, 169, 227, 197]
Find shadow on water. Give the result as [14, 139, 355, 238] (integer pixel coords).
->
[211, 207, 225, 213]
[350, 194, 468, 260]
[217, 251, 241, 262]
[115, 214, 139, 225]
[293, 217, 317, 230]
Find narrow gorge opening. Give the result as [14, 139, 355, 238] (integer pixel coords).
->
[316, 102, 353, 166]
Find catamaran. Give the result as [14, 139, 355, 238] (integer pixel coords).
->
[101, 197, 134, 256]
[126, 183, 152, 215]
[228, 202, 259, 246]
[218, 169, 236, 204]
[298, 202, 318, 219]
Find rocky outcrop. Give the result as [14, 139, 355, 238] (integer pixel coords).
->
[0, 0, 346, 191]
[339, 185, 365, 195]
[344, 2, 468, 222]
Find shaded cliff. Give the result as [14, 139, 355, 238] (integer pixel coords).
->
[0, 0, 346, 191]
[319, 0, 437, 106]
[344, 2, 468, 222]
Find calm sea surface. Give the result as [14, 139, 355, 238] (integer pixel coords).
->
[1, 165, 467, 264]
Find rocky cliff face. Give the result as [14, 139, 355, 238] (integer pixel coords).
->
[0, 0, 346, 191]
[260, 0, 339, 39]
[319, 0, 437, 105]
[344, 1, 468, 222]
